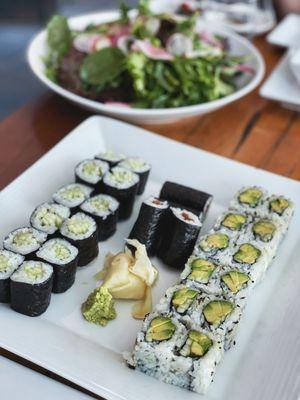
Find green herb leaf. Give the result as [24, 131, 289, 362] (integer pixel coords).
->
[80, 47, 125, 86]
[47, 15, 71, 58]
[120, 0, 130, 24]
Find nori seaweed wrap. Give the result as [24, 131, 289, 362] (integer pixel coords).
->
[95, 150, 126, 167]
[158, 207, 202, 269]
[36, 238, 78, 293]
[60, 212, 98, 267]
[75, 159, 109, 194]
[160, 181, 213, 219]
[80, 194, 119, 241]
[10, 260, 53, 317]
[53, 183, 93, 213]
[102, 166, 139, 220]
[0, 250, 24, 303]
[129, 196, 169, 256]
[118, 157, 151, 195]
[30, 202, 71, 238]
[3, 227, 47, 260]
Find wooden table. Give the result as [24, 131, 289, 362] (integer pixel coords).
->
[0, 36, 299, 398]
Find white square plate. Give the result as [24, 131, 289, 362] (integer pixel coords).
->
[0, 116, 300, 400]
[267, 14, 300, 48]
[260, 53, 300, 112]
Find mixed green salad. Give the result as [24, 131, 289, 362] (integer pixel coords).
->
[44, 0, 253, 109]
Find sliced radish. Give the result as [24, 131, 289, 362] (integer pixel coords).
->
[166, 33, 193, 56]
[134, 40, 174, 61]
[117, 35, 134, 54]
[73, 34, 102, 53]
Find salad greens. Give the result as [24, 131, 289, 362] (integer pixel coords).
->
[44, 0, 252, 108]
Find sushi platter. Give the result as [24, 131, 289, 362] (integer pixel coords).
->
[0, 115, 300, 400]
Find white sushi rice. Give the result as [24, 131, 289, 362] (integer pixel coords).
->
[11, 260, 53, 285]
[144, 196, 169, 209]
[118, 157, 151, 173]
[75, 159, 109, 184]
[36, 238, 78, 265]
[53, 183, 93, 208]
[80, 194, 119, 218]
[3, 227, 47, 256]
[30, 202, 70, 234]
[103, 166, 139, 189]
[60, 212, 97, 241]
[171, 207, 201, 226]
[0, 250, 24, 280]
[95, 150, 125, 163]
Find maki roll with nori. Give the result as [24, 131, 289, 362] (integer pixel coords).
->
[102, 166, 139, 220]
[118, 157, 151, 195]
[75, 159, 109, 193]
[129, 196, 169, 256]
[95, 150, 125, 167]
[80, 194, 119, 241]
[158, 207, 201, 269]
[30, 202, 70, 237]
[60, 212, 98, 266]
[160, 181, 213, 218]
[53, 183, 93, 213]
[0, 250, 24, 303]
[36, 238, 78, 293]
[10, 260, 53, 317]
[3, 227, 47, 259]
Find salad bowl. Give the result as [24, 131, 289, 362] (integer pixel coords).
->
[27, 10, 265, 125]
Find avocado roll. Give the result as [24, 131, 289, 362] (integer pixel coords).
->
[160, 181, 213, 218]
[30, 202, 70, 237]
[0, 250, 24, 303]
[158, 207, 202, 269]
[80, 194, 119, 241]
[75, 159, 109, 193]
[3, 227, 47, 259]
[219, 267, 252, 300]
[194, 231, 233, 265]
[95, 150, 125, 167]
[53, 183, 93, 213]
[263, 195, 295, 228]
[129, 196, 169, 256]
[36, 238, 78, 293]
[118, 157, 151, 195]
[60, 212, 98, 267]
[10, 260, 53, 317]
[229, 186, 267, 216]
[213, 211, 252, 237]
[102, 166, 139, 220]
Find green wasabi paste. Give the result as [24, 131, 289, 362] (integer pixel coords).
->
[81, 286, 116, 326]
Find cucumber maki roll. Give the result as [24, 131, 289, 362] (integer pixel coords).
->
[158, 207, 202, 269]
[129, 196, 169, 256]
[60, 212, 98, 267]
[118, 157, 151, 195]
[80, 194, 119, 241]
[10, 260, 53, 317]
[30, 202, 70, 237]
[36, 238, 78, 293]
[53, 183, 93, 213]
[75, 159, 109, 193]
[0, 250, 24, 303]
[95, 150, 125, 167]
[229, 186, 267, 215]
[3, 227, 47, 259]
[160, 181, 213, 218]
[195, 231, 232, 265]
[102, 166, 139, 220]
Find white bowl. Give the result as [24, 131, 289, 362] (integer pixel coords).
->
[27, 11, 265, 125]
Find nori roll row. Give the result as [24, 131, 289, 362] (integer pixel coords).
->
[0, 250, 24, 303]
[102, 166, 139, 220]
[60, 212, 98, 267]
[160, 181, 213, 218]
[80, 194, 119, 241]
[10, 260, 53, 317]
[158, 207, 202, 269]
[30, 202, 71, 237]
[53, 183, 93, 213]
[129, 196, 169, 256]
[118, 157, 151, 195]
[75, 159, 109, 194]
[95, 150, 125, 167]
[3, 227, 47, 259]
[36, 238, 78, 293]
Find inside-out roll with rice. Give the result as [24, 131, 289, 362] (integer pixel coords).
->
[0, 250, 24, 303]
[75, 159, 109, 193]
[118, 157, 151, 195]
[3, 227, 47, 259]
[30, 202, 70, 237]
